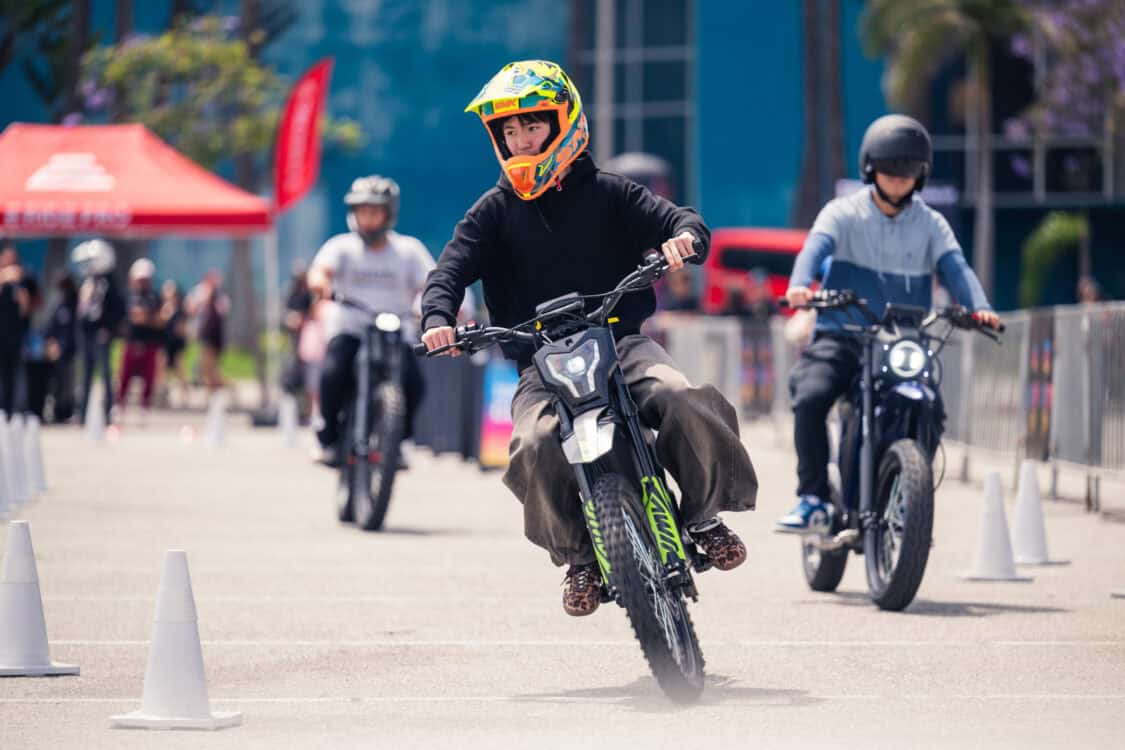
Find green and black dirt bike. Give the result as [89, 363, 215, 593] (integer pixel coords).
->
[416, 251, 711, 702]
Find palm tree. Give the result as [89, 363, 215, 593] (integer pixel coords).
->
[862, 0, 1030, 299]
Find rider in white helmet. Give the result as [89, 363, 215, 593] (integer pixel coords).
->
[306, 175, 434, 466]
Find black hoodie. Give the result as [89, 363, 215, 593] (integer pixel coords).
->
[421, 154, 710, 368]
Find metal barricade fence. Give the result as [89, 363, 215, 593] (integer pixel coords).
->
[409, 304, 1125, 490]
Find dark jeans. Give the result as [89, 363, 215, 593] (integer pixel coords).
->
[789, 334, 863, 501]
[317, 334, 425, 447]
[80, 333, 114, 424]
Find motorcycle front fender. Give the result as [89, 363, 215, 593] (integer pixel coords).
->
[561, 409, 616, 464]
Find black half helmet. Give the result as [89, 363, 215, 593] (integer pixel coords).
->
[858, 114, 932, 190]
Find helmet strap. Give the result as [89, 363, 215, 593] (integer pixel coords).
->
[873, 180, 916, 211]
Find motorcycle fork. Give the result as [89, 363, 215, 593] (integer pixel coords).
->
[858, 339, 876, 531]
[563, 370, 695, 596]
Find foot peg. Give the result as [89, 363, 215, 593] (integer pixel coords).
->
[807, 528, 860, 551]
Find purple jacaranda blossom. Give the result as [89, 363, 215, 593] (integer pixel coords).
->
[62, 112, 83, 126]
[1009, 154, 1032, 179]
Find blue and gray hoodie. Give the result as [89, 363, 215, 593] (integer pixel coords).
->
[789, 188, 991, 333]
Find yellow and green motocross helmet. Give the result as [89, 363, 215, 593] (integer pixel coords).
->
[466, 60, 590, 201]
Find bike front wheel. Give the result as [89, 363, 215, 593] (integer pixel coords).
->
[593, 472, 705, 702]
[352, 382, 405, 532]
[864, 438, 934, 611]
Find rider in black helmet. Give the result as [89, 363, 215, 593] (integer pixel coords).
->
[775, 114, 1000, 533]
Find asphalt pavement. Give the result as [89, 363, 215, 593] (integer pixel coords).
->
[1, 410, 1123, 749]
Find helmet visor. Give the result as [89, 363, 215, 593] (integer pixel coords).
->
[871, 158, 926, 179]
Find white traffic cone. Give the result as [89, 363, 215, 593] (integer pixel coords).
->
[1012, 460, 1068, 565]
[0, 414, 23, 508]
[110, 550, 241, 730]
[8, 415, 33, 504]
[204, 392, 227, 449]
[85, 383, 106, 443]
[0, 419, 13, 516]
[0, 521, 79, 676]
[24, 415, 48, 494]
[960, 472, 1032, 582]
[278, 394, 298, 449]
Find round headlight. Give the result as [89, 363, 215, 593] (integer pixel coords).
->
[565, 355, 588, 375]
[887, 340, 927, 378]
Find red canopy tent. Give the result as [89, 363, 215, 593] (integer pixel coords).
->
[0, 123, 272, 236]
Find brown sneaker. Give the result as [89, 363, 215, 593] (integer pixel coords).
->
[690, 519, 747, 571]
[562, 563, 602, 616]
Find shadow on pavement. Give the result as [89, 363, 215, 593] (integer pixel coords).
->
[514, 674, 821, 713]
[799, 590, 1069, 617]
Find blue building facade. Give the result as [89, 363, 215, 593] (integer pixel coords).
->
[0, 1, 889, 295]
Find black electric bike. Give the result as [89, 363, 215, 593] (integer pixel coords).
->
[788, 290, 1002, 611]
[416, 253, 710, 702]
[334, 297, 407, 532]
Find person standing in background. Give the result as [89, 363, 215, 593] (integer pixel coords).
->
[117, 258, 163, 422]
[187, 269, 230, 393]
[159, 280, 189, 408]
[43, 274, 79, 422]
[0, 241, 31, 414]
[74, 239, 125, 426]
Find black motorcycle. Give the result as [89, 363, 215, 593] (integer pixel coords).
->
[416, 252, 710, 702]
[334, 297, 407, 532]
[788, 290, 1002, 611]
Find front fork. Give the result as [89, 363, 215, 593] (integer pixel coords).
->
[858, 340, 876, 532]
[562, 370, 698, 599]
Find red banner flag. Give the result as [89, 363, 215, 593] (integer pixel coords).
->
[273, 58, 333, 214]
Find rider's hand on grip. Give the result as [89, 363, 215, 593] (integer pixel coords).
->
[421, 325, 460, 357]
[786, 286, 814, 308]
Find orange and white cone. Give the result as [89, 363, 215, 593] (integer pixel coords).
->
[960, 472, 1032, 582]
[110, 550, 241, 730]
[0, 521, 79, 676]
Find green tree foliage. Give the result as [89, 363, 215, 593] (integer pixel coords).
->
[81, 16, 362, 177]
[1019, 212, 1088, 308]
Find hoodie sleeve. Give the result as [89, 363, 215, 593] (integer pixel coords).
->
[617, 179, 711, 263]
[421, 205, 490, 331]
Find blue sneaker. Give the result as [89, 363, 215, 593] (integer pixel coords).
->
[775, 495, 831, 534]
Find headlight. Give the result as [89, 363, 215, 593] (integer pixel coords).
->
[375, 313, 401, 333]
[544, 339, 601, 399]
[885, 339, 928, 379]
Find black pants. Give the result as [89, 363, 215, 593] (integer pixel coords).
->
[789, 334, 862, 500]
[317, 334, 425, 447]
[79, 333, 114, 424]
[0, 346, 19, 414]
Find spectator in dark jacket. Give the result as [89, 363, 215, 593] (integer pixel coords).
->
[74, 239, 125, 425]
[43, 275, 79, 422]
[0, 241, 30, 414]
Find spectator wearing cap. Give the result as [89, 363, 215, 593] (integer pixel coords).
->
[118, 257, 162, 420]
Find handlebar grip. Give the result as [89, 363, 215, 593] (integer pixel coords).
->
[412, 343, 428, 356]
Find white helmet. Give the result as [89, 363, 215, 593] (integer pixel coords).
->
[129, 257, 155, 281]
[345, 175, 399, 243]
[71, 239, 116, 276]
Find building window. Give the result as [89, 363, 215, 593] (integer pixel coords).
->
[570, 0, 695, 202]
